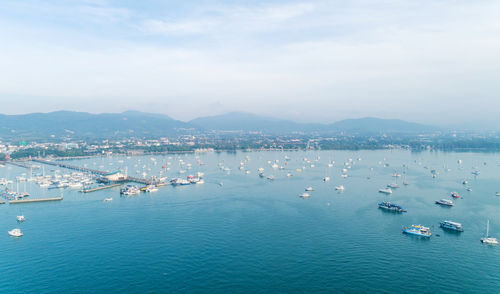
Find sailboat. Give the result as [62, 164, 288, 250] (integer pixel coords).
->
[480, 220, 499, 245]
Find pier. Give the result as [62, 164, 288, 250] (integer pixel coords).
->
[31, 159, 158, 185]
[80, 183, 121, 193]
[9, 196, 63, 204]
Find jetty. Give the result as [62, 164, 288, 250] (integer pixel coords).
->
[31, 159, 158, 185]
[80, 183, 121, 193]
[9, 196, 63, 204]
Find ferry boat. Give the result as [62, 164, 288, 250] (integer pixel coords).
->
[481, 220, 498, 245]
[378, 201, 406, 212]
[402, 225, 431, 237]
[451, 192, 460, 198]
[440, 220, 463, 232]
[435, 199, 454, 206]
[378, 188, 393, 194]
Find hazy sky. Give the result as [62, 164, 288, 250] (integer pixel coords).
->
[1, 0, 499, 125]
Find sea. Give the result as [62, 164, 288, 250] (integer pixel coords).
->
[1, 150, 499, 293]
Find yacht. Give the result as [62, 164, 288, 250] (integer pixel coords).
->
[120, 185, 140, 195]
[299, 193, 311, 198]
[378, 188, 393, 194]
[435, 199, 454, 206]
[440, 220, 463, 232]
[402, 225, 431, 237]
[378, 201, 406, 212]
[145, 185, 158, 192]
[16, 215, 26, 222]
[8, 228, 23, 237]
[481, 220, 498, 245]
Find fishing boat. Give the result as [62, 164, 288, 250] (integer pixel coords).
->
[440, 220, 463, 232]
[8, 228, 23, 237]
[402, 225, 431, 237]
[378, 201, 406, 212]
[435, 199, 454, 206]
[378, 188, 393, 194]
[481, 220, 498, 245]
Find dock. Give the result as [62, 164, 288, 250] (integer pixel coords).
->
[9, 196, 63, 204]
[32, 159, 158, 185]
[80, 183, 121, 193]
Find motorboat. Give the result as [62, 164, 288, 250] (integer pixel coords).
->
[16, 215, 26, 222]
[435, 199, 454, 206]
[305, 187, 314, 191]
[378, 188, 393, 194]
[440, 220, 463, 232]
[8, 228, 23, 237]
[451, 192, 460, 198]
[299, 193, 310, 198]
[335, 185, 345, 191]
[103, 198, 113, 202]
[378, 201, 406, 212]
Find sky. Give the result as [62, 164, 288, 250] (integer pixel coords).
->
[0, 0, 499, 126]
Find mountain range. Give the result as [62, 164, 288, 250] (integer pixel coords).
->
[0, 111, 439, 140]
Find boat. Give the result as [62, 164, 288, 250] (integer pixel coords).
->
[440, 220, 463, 232]
[103, 198, 113, 202]
[435, 199, 454, 206]
[120, 185, 140, 195]
[451, 192, 460, 198]
[481, 220, 498, 245]
[402, 225, 431, 237]
[305, 187, 314, 191]
[378, 201, 406, 212]
[16, 215, 26, 222]
[267, 175, 275, 180]
[387, 183, 400, 188]
[496, 192, 500, 196]
[299, 193, 310, 198]
[378, 188, 393, 194]
[323, 176, 330, 182]
[335, 185, 345, 191]
[8, 228, 23, 237]
[145, 185, 158, 192]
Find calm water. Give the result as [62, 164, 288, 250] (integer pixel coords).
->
[1, 150, 500, 293]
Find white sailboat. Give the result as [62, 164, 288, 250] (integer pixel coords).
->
[481, 220, 499, 245]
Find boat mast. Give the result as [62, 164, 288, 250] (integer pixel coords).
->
[487, 220, 490, 237]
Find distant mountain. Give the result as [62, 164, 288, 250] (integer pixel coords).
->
[189, 112, 324, 133]
[190, 112, 438, 134]
[330, 117, 438, 134]
[0, 111, 194, 139]
[0, 110, 440, 140]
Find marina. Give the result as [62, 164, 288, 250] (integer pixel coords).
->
[2, 149, 500, 293]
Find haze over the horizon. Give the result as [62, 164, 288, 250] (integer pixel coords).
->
[1, 0, 499, 125]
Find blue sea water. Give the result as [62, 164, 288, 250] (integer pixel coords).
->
[1, 150, 500, 293]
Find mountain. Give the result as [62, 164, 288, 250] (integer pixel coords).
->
[189, 112, 438, 134]
[189, 112, 324, 133]
[0, 111, 194, 139]
[330, 117, 438, 134]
